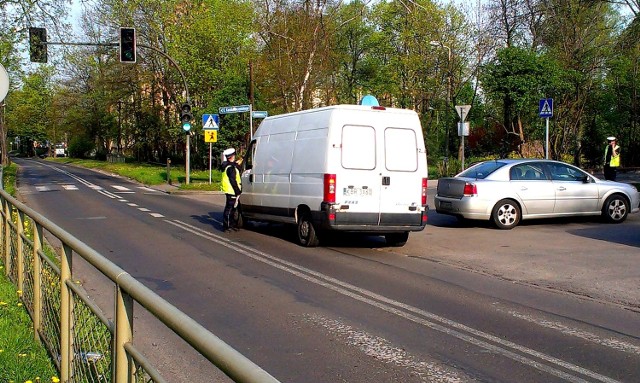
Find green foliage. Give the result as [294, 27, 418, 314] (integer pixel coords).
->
[2, 0, 639, 167]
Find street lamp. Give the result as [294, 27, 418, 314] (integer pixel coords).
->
[430, 41, 452, 168]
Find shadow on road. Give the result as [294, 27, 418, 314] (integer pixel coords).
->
[566, 225, 640, 248]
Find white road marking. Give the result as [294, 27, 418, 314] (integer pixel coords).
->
[494, 305, 640, 355]
[167, 219, 623, 383]
[304, 313, 472, 382]
[41, 162, 166, 219]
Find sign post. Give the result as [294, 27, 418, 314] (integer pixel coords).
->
[539, 98, 553, 159]
[202, 114, 220, 184]
[455, 105, 471, 170]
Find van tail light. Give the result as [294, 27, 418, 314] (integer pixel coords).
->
[324, 174, 336, 203]
[421, 178, 428, 206]
[463, 182, 477, 196]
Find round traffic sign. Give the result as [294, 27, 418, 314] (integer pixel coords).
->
[0, 63, 9, 102]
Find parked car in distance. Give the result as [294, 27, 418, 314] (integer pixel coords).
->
[435, 159, 640, 229]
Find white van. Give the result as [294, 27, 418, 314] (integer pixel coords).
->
[239, 104, 428, 247]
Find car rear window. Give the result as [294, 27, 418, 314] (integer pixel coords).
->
[459, 161, 506, 179]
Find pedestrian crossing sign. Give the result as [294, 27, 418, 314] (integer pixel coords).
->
[202, 114, 219, 130]
[539, 98, 553, 118]
[204, 130, 217, 143]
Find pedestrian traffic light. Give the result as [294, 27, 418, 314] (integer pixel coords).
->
[119, 27, 136, 63]
[181, 102, 193, 131]
[29, 27, 48, 63]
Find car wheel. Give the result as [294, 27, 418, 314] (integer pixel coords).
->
[491, 199, 521, 230]
[297, 212, 320, 247]
[602, 194, 629, 223]
[385, 232, 409, 247]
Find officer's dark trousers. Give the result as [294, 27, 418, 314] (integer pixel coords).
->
[223, 194, 238, 230]
[604, 165, 617, 181]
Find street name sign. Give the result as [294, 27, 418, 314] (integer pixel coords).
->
[219, 105, 250, 114]
[252, 111, 268, 119]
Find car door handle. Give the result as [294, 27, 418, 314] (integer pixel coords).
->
[520, 186, 528, 191]
[557, 186, 566, 191]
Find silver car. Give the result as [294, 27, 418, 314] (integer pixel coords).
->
[434, 159, 640, 229]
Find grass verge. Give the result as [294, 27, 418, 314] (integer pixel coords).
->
[48, 157, 222, 190]
[1, 164, 59, 383]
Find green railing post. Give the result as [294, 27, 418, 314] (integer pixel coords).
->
[60, 244, 72, 382]
[17, 210, 24, 292]
[114, 284, 134, 382]
[2, 198, 10, 276]
[33, 222, 43, 342]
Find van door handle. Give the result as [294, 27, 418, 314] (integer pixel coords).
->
[382, 176, 390, 186]
[249, 174, 254, 182]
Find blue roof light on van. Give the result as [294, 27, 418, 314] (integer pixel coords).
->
[359, 95, 386, 110]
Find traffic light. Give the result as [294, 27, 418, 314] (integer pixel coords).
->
[181, 102, 193, 131]
[29, 27, 47, 63]
[119, 27, 136, 63]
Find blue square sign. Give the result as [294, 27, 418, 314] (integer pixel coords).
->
[539, 98, 553, 118]
[202, 114, 219, 130]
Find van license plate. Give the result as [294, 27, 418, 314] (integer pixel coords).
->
[343, 188, 373, 197]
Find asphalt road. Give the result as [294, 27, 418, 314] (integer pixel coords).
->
[13, 158, 640, 382]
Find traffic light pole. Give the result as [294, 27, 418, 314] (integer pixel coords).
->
[41, 39, 193, 183]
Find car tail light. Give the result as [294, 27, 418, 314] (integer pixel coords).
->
[421, 178, 428, 206]
[463, 182, 477, 196]
[324, 174, 336, 203]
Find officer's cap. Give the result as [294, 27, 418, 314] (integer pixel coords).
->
[223, 148, 235, 158]
[607, 136, 616, 141]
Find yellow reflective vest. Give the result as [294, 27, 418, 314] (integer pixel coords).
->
[221, 164, 241, 194]
[604, 145, 621, 167]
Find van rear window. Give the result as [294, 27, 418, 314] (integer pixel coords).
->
[385, 128, 418, 171]
[342, 125, 376, 170]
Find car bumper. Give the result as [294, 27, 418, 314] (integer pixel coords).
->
[434, 195, 492, 220]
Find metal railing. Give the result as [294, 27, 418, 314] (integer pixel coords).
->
[0, 168, 280, 383]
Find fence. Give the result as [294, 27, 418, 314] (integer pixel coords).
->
[0, 169, 280, 383]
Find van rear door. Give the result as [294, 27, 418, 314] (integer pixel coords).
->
[339, 124, 381, 225]
[378, 127, 424, 226]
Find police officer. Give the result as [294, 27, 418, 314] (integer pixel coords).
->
[221, 148, 242, 231]
[603, 136, 620, 181]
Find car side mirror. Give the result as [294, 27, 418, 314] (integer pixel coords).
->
[581, 175, 591, 183]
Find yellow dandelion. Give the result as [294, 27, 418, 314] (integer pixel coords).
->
[0, 301, 7, 306]
[18, 353, 27, 357]
[17, 302, 23, 307]
[25, 380, 33, 383]
[16, 290, 22, 296]
[51, 378, 60, 383]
